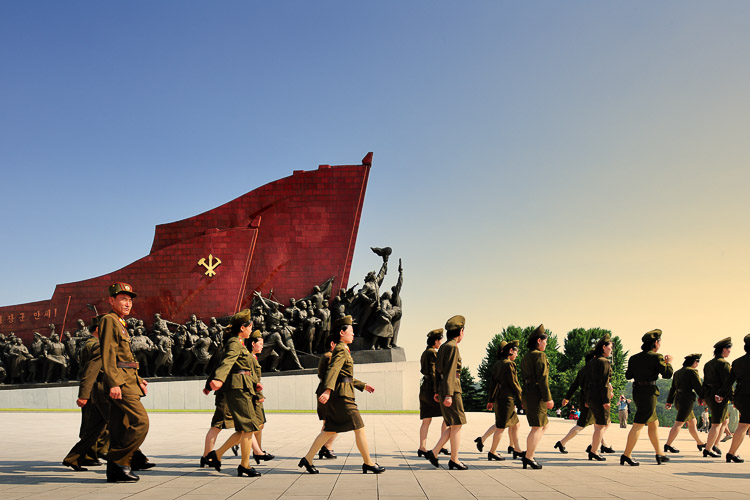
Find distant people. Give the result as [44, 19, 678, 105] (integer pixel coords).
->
[617, 395, 630, 428]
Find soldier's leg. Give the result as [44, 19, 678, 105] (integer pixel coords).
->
[728, 422, 750, 456]
[488, 427, 505, 454]
[686, 418, 704, 445]
[646, 420, 661, 453]
[304, 431, 336, 464]
[107, 395, 149, 466]
[353, 427, 376, 465]
[64, 401, 104, 465]
[665, 420, 684, 446]
[418, 417, 432, 451]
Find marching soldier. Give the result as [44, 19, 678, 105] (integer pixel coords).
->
[100, 282, 152, 482]
[418, 329, 448, 458]
[520, 324, 554, 470]
[315, 334, 339, 459]
[663, 354, 706, 454]
[703, 337, 733, 458]
[585, 336, 614, 461]
[721, 334, 750, 463]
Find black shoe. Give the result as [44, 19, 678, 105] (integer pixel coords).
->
[554, 441, 568, 454]
[655, 454, 670, 464]
[106, 461, 139, 482]
[62, 460, 88, 472]
[474, 437, 484, 452]
[620, 454, 639, 466]
[600, 445, 615, 454]
[199, 455, 208, 468]
[588, 451, 606, 461]
[130, 450, 155, 471]
[206, 450, 222, 471]
[439, 448, 450, 456]
[253, 452, 275, 465]
[586, 444, 592, 453]
[448, 460, 468, 470]
[703, 448, 720, 458]
[713, 446, 722, 455]
[727, 453, 744, 463]
[231, 445, 239, 456]
[664, 444, 679, 453]
[513, 449, 526, 460]
[319, 446, 337, 459]
[80, 459, 102, 466]
[488, 452, 505, 461]
[522, 457, 542, 469]
[424, 450, 440, 468]
[238, 465, 261, 477]
[362, 463, 385, 474]
[697, 443, 706, 451]
[417, 449, 427, 458]
[298, 457, 319, 474]
[508, 445, 514, 455]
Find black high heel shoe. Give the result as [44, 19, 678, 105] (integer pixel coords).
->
[238, 464, 261, 477]
[488, 452, 504, 461]
[554, 441, 568, 454]
[439, 448, 450, 456]
[697, 443, 706, 451]
[588, 451, 606, 461]
[522, 457, 542, 469]
[253, 452, 275, 465]
[600, 445, 615, 454]
[655, 454, 670, 464]
[619, 454, 639, 466]
[199, 455, 208, 468]
[417, 449, 427, 458]
[713, 445, 722, 455]
[298, 457, 319, 474]
[474, 437, 484, 452]
[319, 446, 337, 459]
[362, 463, 385, 474]
[205, 450, 221, 472]
[424, 450, 440, 468]
[727, 453, 744, 463]
[448, 460, 468, 470]
[664, 444, 679, 453]
[508, 445, 514, 455]
[703, 448, 720, 458]
[512, 449, 526, 460]
[231, 445, 239, 456]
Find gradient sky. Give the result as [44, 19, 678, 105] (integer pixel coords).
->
[2, 2, 749, 377]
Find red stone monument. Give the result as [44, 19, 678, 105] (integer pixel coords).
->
[0, 153, 373, 342]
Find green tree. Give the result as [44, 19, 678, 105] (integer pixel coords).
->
[459, 366, 484, 411]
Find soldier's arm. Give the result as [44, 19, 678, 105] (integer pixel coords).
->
[658, 354, 674, 379]
[212, 338, 241, 384]
[666, 376, 677, 405]
[323, 345, 346, 391]
[442, 343, 459, 395]
[564, 367, 583, 401]
[538, 353, 552, 401]
[99, 316, 126, 390]
[78, 342, 102, 400]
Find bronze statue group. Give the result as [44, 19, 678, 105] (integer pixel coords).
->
[60, 282, 749, 482]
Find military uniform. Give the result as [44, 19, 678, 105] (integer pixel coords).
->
[585, 355, 613, 425]
[723, 341, 750, 424]
[419, 346, 442, 419]
[315, 351, 333, 421]
[625, 347, 673, 424]
[521, 349, 552, 427]
[204, 343, 234, 430]
[565, 363, 594, 428]
[322, 342, 366, 432]
[100, 311, 149, 466]
[666, 364, 703, 422]
[213, 335, 263, 432]
[435, 337, 466, 426]
[489, 357, 522, 428]
[704, 355, 732, 424]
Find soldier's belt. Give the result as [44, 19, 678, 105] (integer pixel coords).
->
[635, 380, 656, 386]
[233, 370, 252, 375]
[117, 362, 139, 369]
[338, 376, 353, 383]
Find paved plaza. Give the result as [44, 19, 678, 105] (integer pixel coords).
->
[1, 410, 750, 499]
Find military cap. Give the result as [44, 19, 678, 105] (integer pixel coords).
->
[595, 335, 611, 349]
[500, 339, 519, 353]
[684, 353, 702, 363]
[444, 315, 465, 331]
[427, 328, 444, 340]
[249, 329, 263, 340]
[332, 315, 353, 332]
[713, 337, 732, 349]
[745, 334, 750, 346]
[641, 329, 662, 343]
[109, 282, 137, 298]
[231, 309, 253, 327]
[529, 324, 547, 340]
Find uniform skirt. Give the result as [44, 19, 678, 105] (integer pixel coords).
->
[210, 394, 234, 429]
[494, 396, 519, 429]
[632, 385, 658, 424]
[419, 383, 442, 419]
[706, 397, 729, 424]
[522, 392, 548, 427]
[323, 395, 364, 432]
[734, 395, 750, 424]
[226, 388, 263, 432]
[576, 404, 595, 428]
[587, 400, 610, 426]
[440, 392, 467, 426]
[674, 397, 696, 422]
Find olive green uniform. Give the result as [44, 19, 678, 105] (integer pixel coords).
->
[521, 350, 551, 427]
[564, 364, 594, 428]
[722, 354, 750, 424]
[435, 338, 466, 426]
[419, 347, 442, 419]
[666, 367, 702, 422]
[205, 344, 234, 429]
[322, 342, 366, 432]
[100, 312, 149, 466]
[63, 336, 110, 464]
[703, 357, 731, 424]
[625, 350, 673, 424]
[316, 351, 333, 421]
[585, 356, 612, 425]
[488, 358, 522, 428]
[213, 336, 263, 432]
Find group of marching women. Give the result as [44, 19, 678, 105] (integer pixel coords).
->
[200, 310, 384, 477]
[418, 324, 750, 469]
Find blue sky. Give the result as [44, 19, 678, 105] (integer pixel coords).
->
[2, 1, 750, 374]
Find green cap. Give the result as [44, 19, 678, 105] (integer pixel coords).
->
[501, 339, 519, 354]
[641, 329, 662, 343]
[231, 309, 253, 327]
[713, 337, 732, 349]
[250, 329, 263, 340]
[529, 324, 547, 343]
[445, 315, 465, 331]
[595, 335, 611, 350]
[109, 282, 137, 298]
[427, 328, 444, 340]
[332, 315, 353, 332]
[684, 353, 702, 363]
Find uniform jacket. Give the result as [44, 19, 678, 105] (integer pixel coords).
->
[520, 350, 552, 401]
[585, 356, 612, 405]
[324, 342, 366, 398]
[435, 338, 462, 397]
[721, 354, 750, 398]
[100, 312, 144, 397]
[625, 350, 673, 395]
[488, 358, 522, 403]
[666, 366, 703, 405]
[703, 356, 731, 399]
[78, 336, 103, 400]
[316, 351, 332, 396]
[213, 336, 261, 395]
[564, 364, 588, 402]
[420, 347, 438, 394]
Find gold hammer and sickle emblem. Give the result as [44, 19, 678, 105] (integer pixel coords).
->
[197, 254, 222, 277]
